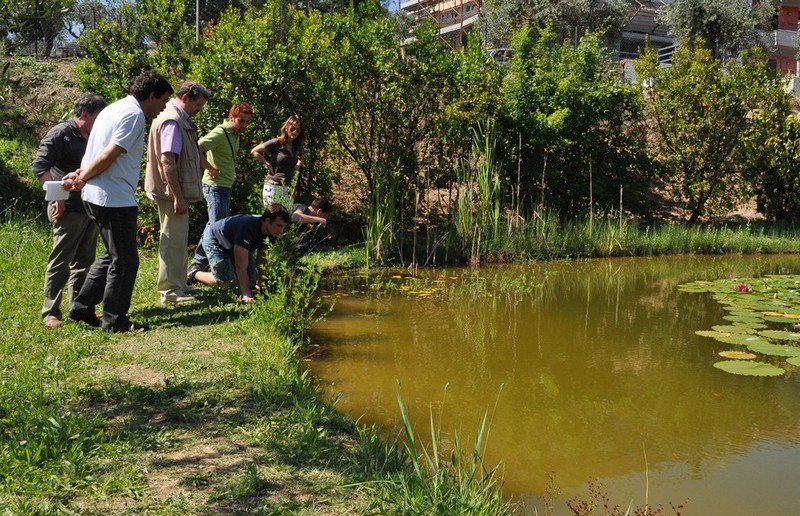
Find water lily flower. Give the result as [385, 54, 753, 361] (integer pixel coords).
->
[735, 283, 752, 293]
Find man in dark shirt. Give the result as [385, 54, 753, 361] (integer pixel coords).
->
[31, 93, 108, 328]
[189, 204, 290, 303]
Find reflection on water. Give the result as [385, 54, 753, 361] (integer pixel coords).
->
[305, 255, 800, 515]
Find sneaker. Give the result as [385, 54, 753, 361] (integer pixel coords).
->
[43, 316, 62, 329]
[161, 293, 195, 305]
[68, 308, 101, 328]
[103, 321, 148, 333]
[187, 264, 201, 285]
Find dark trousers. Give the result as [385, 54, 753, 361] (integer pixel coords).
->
[71, 201, 139, 330]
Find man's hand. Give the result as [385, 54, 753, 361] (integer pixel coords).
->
[173, 196, 188, 215]
[50, 200, 66, 221]
[62, 171, 84, 191]
[207, 165, 219, 179]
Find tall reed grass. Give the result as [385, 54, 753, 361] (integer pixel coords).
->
[349, 387, 511, 515]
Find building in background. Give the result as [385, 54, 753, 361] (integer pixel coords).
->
[400, 0, 800, 93]
[399, 0, 481, 49]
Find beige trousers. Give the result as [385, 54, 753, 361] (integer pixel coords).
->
[156, 197, 190, 299]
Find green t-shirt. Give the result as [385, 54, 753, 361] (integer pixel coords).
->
[199, 121, 239, 188]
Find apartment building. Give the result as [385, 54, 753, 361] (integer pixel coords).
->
[767, 1, 800, 77]
[401, 0, 799, 78]
[399, 0, 481, 49]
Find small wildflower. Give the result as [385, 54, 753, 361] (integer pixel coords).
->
[735, 283, 752, 293]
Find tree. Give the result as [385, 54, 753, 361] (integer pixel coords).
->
[1, 0, 74, 57]
[659, 0, 775, 59]
[736, 94, 798, 222]
[499, 24, 650, 219]
[189, 0, 345, 211]
[636, 40, 785, 223]
[64, 0, 121, 40]
[75, 0, 197, 100]
[484, 0, 629, 49]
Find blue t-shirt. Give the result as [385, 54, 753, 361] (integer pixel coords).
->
[210, 214, 267, 253]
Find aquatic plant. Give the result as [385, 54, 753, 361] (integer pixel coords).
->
[682, 275, 800, 376]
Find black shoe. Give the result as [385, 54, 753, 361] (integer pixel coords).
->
[187, 264, 201, 285]
[103, 320, 148, 333]
[68, 309, 101, 328]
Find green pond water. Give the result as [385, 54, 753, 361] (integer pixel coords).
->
[305, 255, 800, 515]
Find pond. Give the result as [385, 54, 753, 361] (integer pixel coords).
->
[305, 255, 800, 514]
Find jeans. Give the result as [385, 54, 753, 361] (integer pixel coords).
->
[71, 202, 139, 331]
[202, 225, 256, 284]
[191, 184, 231, 269]
[41, 204, 98, 320]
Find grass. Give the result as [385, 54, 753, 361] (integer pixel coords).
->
[467, 211, 800, 263]
[0, 218, 511, 514]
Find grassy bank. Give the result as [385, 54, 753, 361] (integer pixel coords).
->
[0, 218, 511, 514]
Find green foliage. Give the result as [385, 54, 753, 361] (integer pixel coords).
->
[739, 111, 800, 222]
[484, 0, 629, 49]
[0, 125, 41, 222]
[0, 0, 73, 56]
[659, 0, 775, 59]
[254, 234, 329, 342]
[372, 390, 510, 515]
[636, 41, 786, 223]
[500, 25, 650, 219]
[190, 2, 345, 212]
[454, 120, 503, 262]
[75, 0, 197, 100]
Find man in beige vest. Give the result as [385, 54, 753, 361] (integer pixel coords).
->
[145, 81, 211, 304]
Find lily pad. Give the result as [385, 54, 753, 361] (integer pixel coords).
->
[712, 325, 756, 334]
[722, 315, 765, 324]
[762, 311, 800, 319]
[787, 357, 800, 368]
[715, 334, 766, 346]
[718, 351, 756, 360]
[757, 330, 800, 341]
[746, 341, 800, 358]
[762, 316, 800, 324]
[678, 284, 714, 293]
[713, 360, 784, 377]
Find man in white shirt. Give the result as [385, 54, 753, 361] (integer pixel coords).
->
[63, 70, 173, 332]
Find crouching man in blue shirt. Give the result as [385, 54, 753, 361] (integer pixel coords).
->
[188, 204, 289, 303]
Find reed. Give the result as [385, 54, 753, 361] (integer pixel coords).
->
[367, 389, 511, 515]
[364, 167, 401, 266]
[454, 121, 503, 263]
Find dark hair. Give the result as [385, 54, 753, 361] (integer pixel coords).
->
[176, 81, 211, 101]
[229, 102, 253, 118]
[261, 203, 290, 223]
[73, 93, 108, 116]
[129, 70, 173, 101]
[276, 114, 305, 148]
[310, 197, 332, 213]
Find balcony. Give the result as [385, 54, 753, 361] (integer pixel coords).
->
[762, 29, 799, 57]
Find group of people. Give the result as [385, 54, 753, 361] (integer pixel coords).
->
[32, 70, 332, 332]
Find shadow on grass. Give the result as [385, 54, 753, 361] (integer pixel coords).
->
[77, 370, 357, 513]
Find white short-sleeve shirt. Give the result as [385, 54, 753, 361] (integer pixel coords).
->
[81, 95, 145, 208]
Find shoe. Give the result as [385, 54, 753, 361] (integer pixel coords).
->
[161, 293, 195, 305]
[103, 321, 148, 333]
[187, 264, 201, 285]
[183, 286, 200, 295]
[43, 316, 62, 329]
[68, 308, 101, 328]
